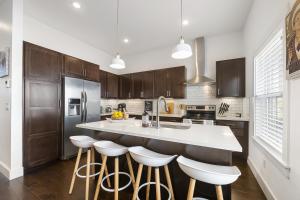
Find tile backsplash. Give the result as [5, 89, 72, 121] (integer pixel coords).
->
[101, 85, 249, 119]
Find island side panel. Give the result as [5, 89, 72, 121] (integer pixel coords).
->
[94, 131, 232, 200]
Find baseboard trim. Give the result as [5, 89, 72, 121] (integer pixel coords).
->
[0, 161, 10, 178]
[247, 157, 277, 200]
[9, 166, 24, 180]
[0, 161, 24, 180]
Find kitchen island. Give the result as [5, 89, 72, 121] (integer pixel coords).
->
[77, 120, 242, 200]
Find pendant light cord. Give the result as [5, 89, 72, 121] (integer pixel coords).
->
[116, 0, 120, 55]
[180, 0, 183, 38]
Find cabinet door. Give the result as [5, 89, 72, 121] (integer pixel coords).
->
[107, 72, 119, 98]
[23, 42, 62, 172]
[216, 120, 248, 160]
[99, 70, 107, 98]
[64, 55, 84, 78]
[119, 74, 132, 99]
[84, 61, 100, 82]
[142, 71, 154, 99]
[169, 66, 186, 98]
[131, 72, 143, 98]
[154, 69, 168, 97]
[24, 43, 62, 82]
[24, 80, 61, 171]
[216, 58, 245, 97]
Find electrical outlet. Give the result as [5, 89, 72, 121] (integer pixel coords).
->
[5, 79, 11, 88]
[263, 160, 266, 168]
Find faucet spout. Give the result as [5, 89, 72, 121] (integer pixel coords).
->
[156, 96, 168, 129]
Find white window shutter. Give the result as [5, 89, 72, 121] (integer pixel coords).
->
[254, 30, 284, 152]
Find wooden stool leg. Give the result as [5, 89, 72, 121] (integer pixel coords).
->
[155, 168, 161, 200]
[132, 164, 143, 200]
[85, 149, 91, 200]
[69, 148, 82, 194]
[187, 178, 196, 200]
[146, 166, 152, 200]
[114, 157, 119, 200]
[164, 165, 175, 200]
[94, 156, 107, 200]
[91, 148, 95, 179]
[102, 155, 112, 188]
[216, 185, 224, 200]
[126, 153, 136, 187]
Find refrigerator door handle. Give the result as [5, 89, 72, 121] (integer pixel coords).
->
[84, 91, 88, 123]
[81, 91, 85, 122]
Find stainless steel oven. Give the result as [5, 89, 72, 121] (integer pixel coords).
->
[184, 105, 216, 125]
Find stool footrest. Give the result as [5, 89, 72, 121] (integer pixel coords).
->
[137, 182, 171, 200]
[76, 163, 102, 178]
[101, 172, 132, 192]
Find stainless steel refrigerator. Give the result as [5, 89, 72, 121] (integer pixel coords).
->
[62, 76, 101, 159]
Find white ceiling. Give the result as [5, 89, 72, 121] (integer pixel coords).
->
[24, 0, 253, 56]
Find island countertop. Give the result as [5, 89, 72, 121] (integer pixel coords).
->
[76, 120, 242, 152]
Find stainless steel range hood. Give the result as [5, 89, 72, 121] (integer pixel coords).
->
[186, 37, 215, 85]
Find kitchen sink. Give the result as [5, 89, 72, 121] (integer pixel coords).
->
[150, 121, 192, 129]
[160, 123, 191, 129]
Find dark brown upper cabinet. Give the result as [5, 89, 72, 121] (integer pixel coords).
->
[23, 42, 61, 172]
[99, 70, 107, 98]
[83, 61, 100, 82]
[24, 42, 62, 82]
[131, 71, 154, 99]
[63, 55, 100, 82]
[107, 72, 119, 98]
[154, 66, 186, 98]
[216, 58, 245, 98]
[100, 70, 119, 99]
[119, 74, 132, 99]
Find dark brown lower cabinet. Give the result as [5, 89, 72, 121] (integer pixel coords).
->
[24, 80, 61, 172]
[216, 120, 249, 160]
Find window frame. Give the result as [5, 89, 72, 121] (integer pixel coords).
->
[253, 26, 290, 166]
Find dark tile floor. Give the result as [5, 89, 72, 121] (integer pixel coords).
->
[0, 158, 266, 200]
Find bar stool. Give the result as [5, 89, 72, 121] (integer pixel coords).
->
[69, 136, 111, 200]
[93, 141, 136, 200]
[128, 146, 177, 200]
[177, 156, 241, 200]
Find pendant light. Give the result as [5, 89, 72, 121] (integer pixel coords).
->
[110, 0, 126, 69]
[172, 0, 192, 59]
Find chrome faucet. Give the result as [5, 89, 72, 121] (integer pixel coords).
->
[155, 96, 169, 129]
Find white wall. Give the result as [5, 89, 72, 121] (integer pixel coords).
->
[0, 0, 24, 180]
[121, 32, 245, 81]
[244, 0, 300, 199]
[23, 16, 117, 74]
[0, 0, 12, 177]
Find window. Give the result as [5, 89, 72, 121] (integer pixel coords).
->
[254, 29, 284, 153]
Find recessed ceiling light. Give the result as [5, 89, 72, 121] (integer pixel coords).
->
[123, 38, 129, 43]
[182, 20, 189, 26]
[72, 2, 81, 9]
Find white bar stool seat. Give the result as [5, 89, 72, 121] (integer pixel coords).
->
[93, 141, 136, 200]
[129, 146, 177, 200]
[94, 141, 128, 157]
[70, 135, 97, 148]
[69, 136, 111, 200]
[177, 156, 241, 200]
[129, 146, 177, 167]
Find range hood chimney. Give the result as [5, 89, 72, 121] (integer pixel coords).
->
[186, 37, 215, 85]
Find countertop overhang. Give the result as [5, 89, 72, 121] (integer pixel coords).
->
[76, 120, 242, 152]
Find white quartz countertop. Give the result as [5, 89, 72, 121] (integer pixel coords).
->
[76, 120, 242, 152]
